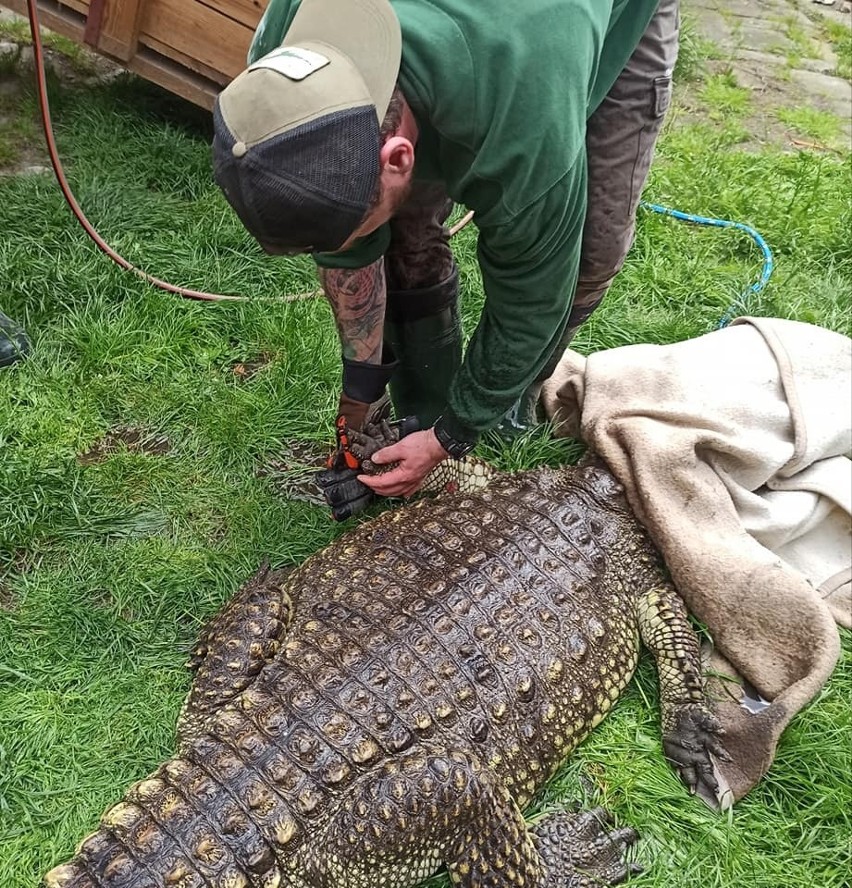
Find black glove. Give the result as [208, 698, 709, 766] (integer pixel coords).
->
[315, 414, 419, 521]
[316, 347, 398, 521]
[315, 414, 374, 521]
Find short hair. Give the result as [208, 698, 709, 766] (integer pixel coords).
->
[380, 85, 405, 140]
[365, 85, 406, 212]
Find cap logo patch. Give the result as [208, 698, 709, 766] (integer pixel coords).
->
[248, 46, 331, 81]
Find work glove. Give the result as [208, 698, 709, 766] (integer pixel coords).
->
[315, 347, 401, 521]
[316, 412, 420, 520]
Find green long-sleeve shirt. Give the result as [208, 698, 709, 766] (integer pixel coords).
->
[249, 0, 659, 443]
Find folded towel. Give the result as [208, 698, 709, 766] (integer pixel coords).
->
[542, 316, 851, 801]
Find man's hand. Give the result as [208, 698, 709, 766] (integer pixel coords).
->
[358, 428, 449, 498]
[316, 411, 418, 520]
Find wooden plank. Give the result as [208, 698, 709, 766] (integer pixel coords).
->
[142, 32, 230, 88]
[83, 0, 106, 45]
[94, 0, 145, 61]
[3, 0, 251, 109]
[196, 0, 267, 32]
[129, 46, 219, 109]
[138, 0, 254, 81]
[57, 0, 90, 16]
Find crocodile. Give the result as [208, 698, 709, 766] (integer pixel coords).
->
[43, 461, 728, 888]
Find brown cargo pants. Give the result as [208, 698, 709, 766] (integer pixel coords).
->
[384, 0, 681, 340]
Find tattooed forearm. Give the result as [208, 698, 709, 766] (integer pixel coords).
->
[318, 260, 387, 364]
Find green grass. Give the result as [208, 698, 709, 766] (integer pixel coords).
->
[822, 18, 852, 81]
[0, 37, 851, 888]
[698, 70, 752, 121]
[0, 16, 100, 75]
[673, 14, 725, 84]
[776, 105, 845, 144]
[774, 14, 822, 68]
[0, 52, 41, 168]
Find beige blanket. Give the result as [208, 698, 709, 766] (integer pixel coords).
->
[542, 316, 851, 804]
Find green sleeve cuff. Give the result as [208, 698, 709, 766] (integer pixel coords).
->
[313, 224, 391, 270]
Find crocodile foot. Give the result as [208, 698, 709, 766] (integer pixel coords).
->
[664, 703, 733, 811]
[532, 807, 642, 887]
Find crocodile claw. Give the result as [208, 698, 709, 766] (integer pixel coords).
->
[533, 807, 641, 886]
[664, 705, 734, 811]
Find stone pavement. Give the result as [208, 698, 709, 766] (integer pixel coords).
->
[686, 0, 851, 145]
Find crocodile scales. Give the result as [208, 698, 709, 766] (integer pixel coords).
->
[43, 462, 727, 888]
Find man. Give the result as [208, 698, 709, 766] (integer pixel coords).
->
[213, 0, 679, 516]
[0, 311, 29, 368]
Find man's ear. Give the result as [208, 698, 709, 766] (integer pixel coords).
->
[379, 136, 416, 177]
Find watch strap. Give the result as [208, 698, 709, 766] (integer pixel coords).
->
[433, 414, 476, 459]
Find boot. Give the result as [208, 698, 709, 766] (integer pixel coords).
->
[495, 323, 579, 440]
[0, 311, 30, 368]
[383, 268, 462, 429]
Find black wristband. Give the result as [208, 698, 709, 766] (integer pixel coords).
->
[341, 345, 398, 404]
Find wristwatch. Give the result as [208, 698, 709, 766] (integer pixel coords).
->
[433, 416, 476, 459]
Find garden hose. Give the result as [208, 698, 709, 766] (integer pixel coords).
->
[24, 0, 773, 320]
[639, 201, 775, 327]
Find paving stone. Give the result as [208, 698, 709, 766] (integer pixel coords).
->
[790, 66, 852, 101]
[685, 0, 851, 145]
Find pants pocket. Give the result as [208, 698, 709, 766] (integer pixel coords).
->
[653, 75, 673, 119]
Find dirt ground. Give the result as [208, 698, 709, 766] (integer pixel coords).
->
[685, 0, 852, 146]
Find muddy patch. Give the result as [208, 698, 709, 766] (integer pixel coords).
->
[77, 426, 172, 466]
[258, 439, 331, 506]
[0, 581, 18, 611]
[227, 352, 274, 382]
[0, 548, 41, 610]
[89, 587, 136, 622]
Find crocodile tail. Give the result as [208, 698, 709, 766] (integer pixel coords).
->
[41, 751, 282, 888]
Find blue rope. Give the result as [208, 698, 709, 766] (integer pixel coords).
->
[639, 201, 774, 328]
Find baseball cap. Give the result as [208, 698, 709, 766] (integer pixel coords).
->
[213, 0, 402, 254]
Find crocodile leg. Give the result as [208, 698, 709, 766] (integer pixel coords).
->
[531, 809, 641, 887]
[637, 585, 732, 809]
[300, 746, 638, 888]
[176, 563, 294, 749]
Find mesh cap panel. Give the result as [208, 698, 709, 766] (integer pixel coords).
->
[213, 102, 381, 254]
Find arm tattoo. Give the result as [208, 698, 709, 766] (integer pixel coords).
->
[318, 259, 387, 364]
